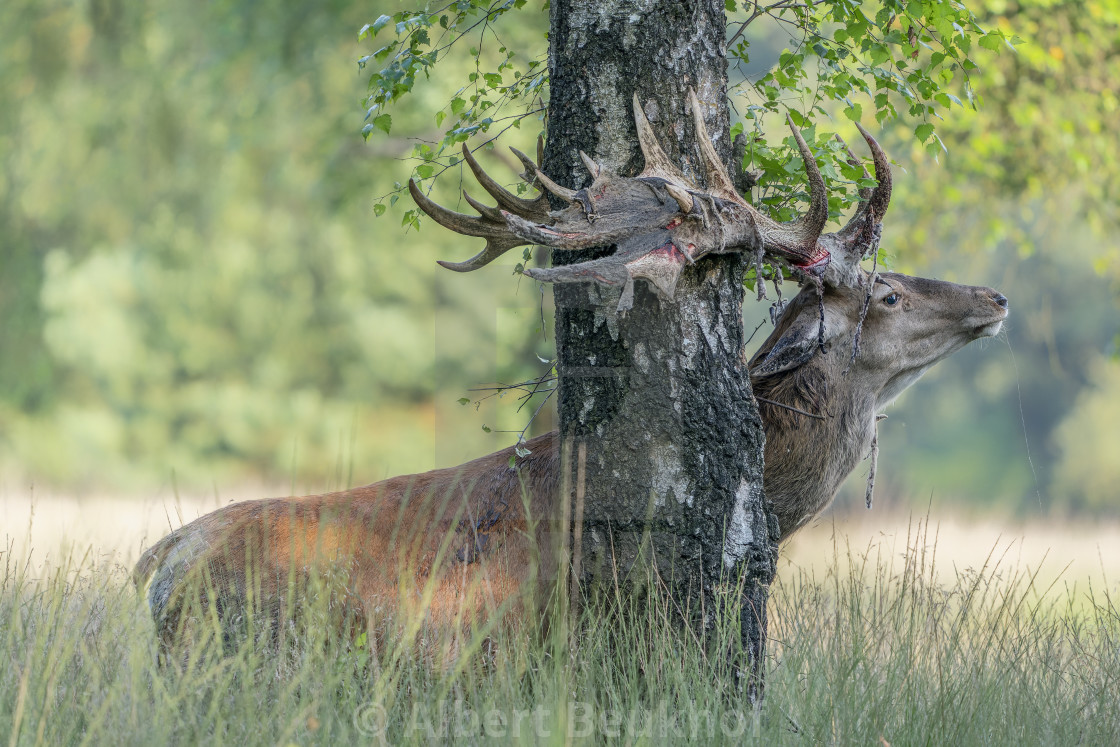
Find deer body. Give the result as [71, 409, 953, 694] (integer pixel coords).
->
[135, 94, 1010, 650]
[134, 438, 562, 653]
[134, 272, 1007, 648]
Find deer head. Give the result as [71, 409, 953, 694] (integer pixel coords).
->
[409, 89, 892, 312]
[749, 272, 1009, 539]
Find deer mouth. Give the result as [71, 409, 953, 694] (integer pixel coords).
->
[975, 318, 1005, 338]
[973, 308, 1008, 338]
[970, 291, 1008, 338]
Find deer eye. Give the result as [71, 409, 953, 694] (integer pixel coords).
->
[883, 292, 900, 306]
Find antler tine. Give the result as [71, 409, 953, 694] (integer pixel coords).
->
[687, 88, 745, 204]
[509, 141, 578, 203]
[854, 121, 891, 221]
[509, 145, 539, 184]
[633, 93, 690, 185]
[836, 123, 892, 241]
[832, 132, 872, 239]
[462, 190, 503, 222]
[783, 115, 830, 243]
[408, 178, 483, 236]
[533, 168, 578, 201]
[664, 183, 695, 213]
[408, 178, 528, 272]
[579, 150, 601, 179]
[436, 247, 520, 273]
[461, 144, 549, 221]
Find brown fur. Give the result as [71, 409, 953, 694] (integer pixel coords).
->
[752, 272, 1007, 538]
[136, 438, 561, 655]
[135, 271, 1007, 649]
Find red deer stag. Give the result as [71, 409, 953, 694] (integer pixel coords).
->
[134, 92, 1007, 653]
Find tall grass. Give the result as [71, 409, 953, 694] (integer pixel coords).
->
[2, 523, 1118, 745]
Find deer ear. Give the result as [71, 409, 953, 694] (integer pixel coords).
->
[751, 311, 841, 378]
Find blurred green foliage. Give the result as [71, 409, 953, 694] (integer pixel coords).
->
[0, 0, 1117, 517]
[0, 0, 551, 491]
[871, 0, 1120, 517]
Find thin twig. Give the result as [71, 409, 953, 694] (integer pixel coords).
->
[466, 363, 558, 446]
[745, 319, 767, 346]
[727, 0, 829, 47]
[755, 396, 826, 420]
[846, 247, 879, 374]
[371, 107, 546, 204]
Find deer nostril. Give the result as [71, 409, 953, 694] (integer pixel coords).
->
[992, 293, 1008, 309]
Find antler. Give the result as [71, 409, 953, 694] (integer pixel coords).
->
[406, 138, 554, 272]
[410, 90, 892, 310]
[817, 122, 894, 287]
[834, 122, 892, 242]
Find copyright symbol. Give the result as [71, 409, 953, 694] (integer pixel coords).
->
[353, 702, 387, 738]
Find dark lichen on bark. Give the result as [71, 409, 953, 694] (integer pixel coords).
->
[544, 0, 779, 681]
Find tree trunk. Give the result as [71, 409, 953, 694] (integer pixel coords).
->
[544, 0, 779, 689]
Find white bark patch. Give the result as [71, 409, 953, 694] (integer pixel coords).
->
[633, 342, 651, 374]
[586, 61, 634, 171]
[723, 477, 759, 570]
[694, 284, 731, 355]
[650, 441, 692, 508]
[680, 317, 698, 369]
[579, 396, 596, 424]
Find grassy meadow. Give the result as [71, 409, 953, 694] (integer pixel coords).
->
[3, 489, 1119, 745]
[2, 0, 1118, 743]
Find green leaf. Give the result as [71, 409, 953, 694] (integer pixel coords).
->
[979, 33, 1001, 51]
[915, 123, 935, 142]
[458, 397, 470, 405]
[373, 114, 392, 135]
[415, 163, 434, 179]
[372, 14, 392, 35]
[844, 103, 862, 122]
[373, 203, 387, 216]
[482, 425, 491, 433]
